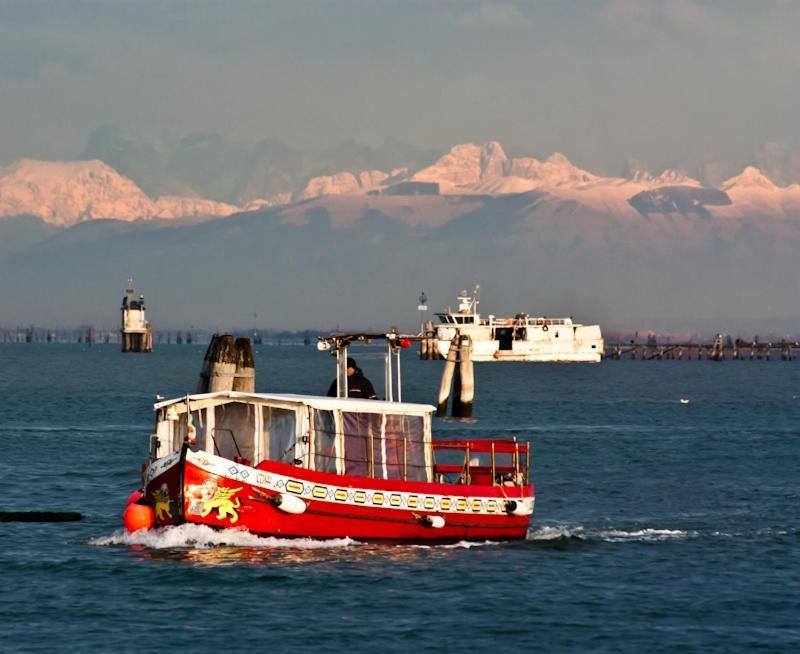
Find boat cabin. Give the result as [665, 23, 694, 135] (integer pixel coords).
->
[150, 391, 530, 488]
[152, 392, 434, 482]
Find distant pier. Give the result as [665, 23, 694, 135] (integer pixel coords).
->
[607, 334, 797, 361]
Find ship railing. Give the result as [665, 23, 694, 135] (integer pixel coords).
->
[433, 439, 530, 487]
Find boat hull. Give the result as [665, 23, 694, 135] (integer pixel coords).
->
[436, 339, 603, 362]
[144, 448, 533, 543]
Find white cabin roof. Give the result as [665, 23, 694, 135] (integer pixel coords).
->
[154, 391, 435, 416]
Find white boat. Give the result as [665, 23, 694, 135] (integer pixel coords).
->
[434, 286, 604, 362]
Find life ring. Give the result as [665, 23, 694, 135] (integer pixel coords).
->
[542, 324, 549, 332]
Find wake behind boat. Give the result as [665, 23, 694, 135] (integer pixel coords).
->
[435, 286, 604, 362]
[126, 332, 534, 543]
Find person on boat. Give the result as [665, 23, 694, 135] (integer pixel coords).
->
[327, 357, 378, 399]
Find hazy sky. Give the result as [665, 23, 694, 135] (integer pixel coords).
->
[2, 0, 800, 176]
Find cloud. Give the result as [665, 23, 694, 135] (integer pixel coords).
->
[601, 0, 728, 37]
[450, 2, 531, 30]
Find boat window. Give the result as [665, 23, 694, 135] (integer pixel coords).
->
[341, 412, 381, 477]
[313, 409, 337, 474]
[384, 414, 428, 482]
[261, 406, 297, 464]
[213, 402, 256, 462]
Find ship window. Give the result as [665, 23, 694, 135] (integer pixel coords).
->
[260, 406, 297, 464]
[384, 415, 427, 481]
[341, 412, 381, 477]
[213, 402, 256, 462]
[313, 409, 337, 473]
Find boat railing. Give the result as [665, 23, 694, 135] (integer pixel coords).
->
[433, 439, 530, 487]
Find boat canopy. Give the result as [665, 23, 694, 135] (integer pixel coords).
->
[152, 392, 435, 483]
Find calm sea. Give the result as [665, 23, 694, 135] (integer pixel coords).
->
[0, 344, 798, 653]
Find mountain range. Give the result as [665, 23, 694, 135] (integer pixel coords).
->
[1, 140, 799, 333]
[3, 141, 800, 227]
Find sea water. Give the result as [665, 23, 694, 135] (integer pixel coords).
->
[0, 344, 798, 653]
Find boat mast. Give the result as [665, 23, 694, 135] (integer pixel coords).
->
[318, 330, 416, 401]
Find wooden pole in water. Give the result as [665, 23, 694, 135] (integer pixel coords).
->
[452, 344, 463, 417]
[197, 334, 238, 392]
[233, 337, 255, 392]
[456, 335, 474, 418]
[436, 334, 460, 417]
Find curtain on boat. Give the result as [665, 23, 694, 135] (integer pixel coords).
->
[213, 402, 256, 462]
[341, 412, 381, 477]
[384, 414, 427, 482]
[313, 409, 337, 474]
[261, 406, 297, 464]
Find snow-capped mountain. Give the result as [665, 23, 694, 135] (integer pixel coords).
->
[265, 141, 800, 221]
[0, 159, 240, 226]
[3, 142, 800, 227]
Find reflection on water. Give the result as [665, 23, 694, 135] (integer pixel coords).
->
[127, 540, 490, 567]
[93, 523, 498, 567]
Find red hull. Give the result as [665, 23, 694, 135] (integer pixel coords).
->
[144, 449, 533, 543]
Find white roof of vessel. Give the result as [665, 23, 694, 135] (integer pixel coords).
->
[154, 391, 435, 415]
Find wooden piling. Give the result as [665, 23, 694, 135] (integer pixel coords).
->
[233, 337, 256, 392]
[452, 352, 463, 417]
[457, 336, 474, 418]
[197, 334, 238, 392]
[420, 321, 441, 360]
[436, 334, 459, 417]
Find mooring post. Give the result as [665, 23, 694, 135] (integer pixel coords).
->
[197, 334, 238, 392]
[436, 333, 460, 417]
[426, 321, 441, 360]
[233, 337, 256, 392]
[452, 350, 463, 417]
[456, 335, 474, 418]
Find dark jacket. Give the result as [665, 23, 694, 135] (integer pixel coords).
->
[326, 369, 378, 399]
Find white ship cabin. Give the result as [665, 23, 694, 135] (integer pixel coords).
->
[151, 392, 435, 483]
[436, 288, 482, 326]
[435, 287, 579, 329]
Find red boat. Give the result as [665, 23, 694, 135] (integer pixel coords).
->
[134, 334, 534, 543]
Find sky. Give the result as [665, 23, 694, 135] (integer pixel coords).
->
[1, 0, 800, 178]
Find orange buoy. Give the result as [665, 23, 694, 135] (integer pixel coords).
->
[123, 502, 155, 532]
[125, 490, 143, 507]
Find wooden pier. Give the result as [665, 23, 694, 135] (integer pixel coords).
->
[607, 334, 797, 361]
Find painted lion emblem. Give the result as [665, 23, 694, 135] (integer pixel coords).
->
[187, 479, 243, 524]
[152, 483, 173, 521]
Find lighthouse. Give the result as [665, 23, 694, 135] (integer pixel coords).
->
[120, 279, 153, 353]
